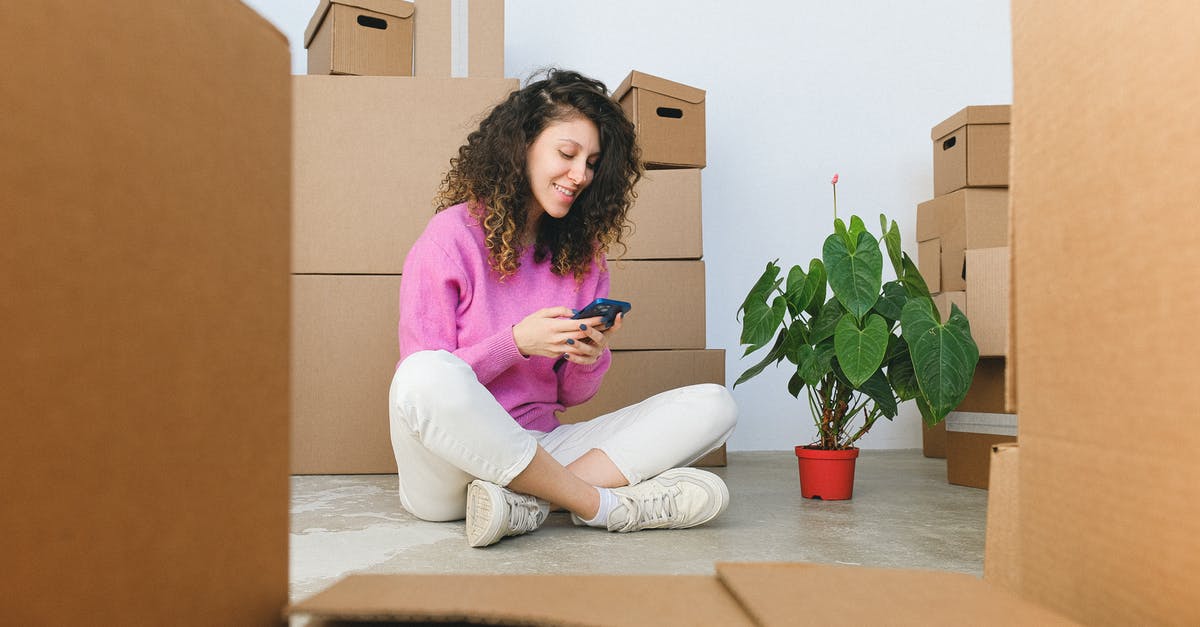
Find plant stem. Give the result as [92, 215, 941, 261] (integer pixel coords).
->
[845, 408, 882, 448]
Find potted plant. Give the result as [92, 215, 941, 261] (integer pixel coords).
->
[734, 174, 979, 500]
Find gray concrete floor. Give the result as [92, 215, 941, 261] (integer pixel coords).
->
[289, 450, 986, 603]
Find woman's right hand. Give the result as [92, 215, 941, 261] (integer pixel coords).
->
[512, 307, 604, 359]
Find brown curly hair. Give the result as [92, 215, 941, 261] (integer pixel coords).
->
[435, 69, 643, 281]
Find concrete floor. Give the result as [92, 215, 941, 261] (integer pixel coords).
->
[289, 450, 987, 604]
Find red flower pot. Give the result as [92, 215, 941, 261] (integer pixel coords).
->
[794, 446, 860, 500]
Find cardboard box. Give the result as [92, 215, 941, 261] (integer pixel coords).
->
[918, 238, 941, 293]
[1011, 3, 1200, 623]
[984, 443, 1020, 592]
[607, 260, 705, 350]
[945, 413, 1017, 489]
[932, 290, 966, 323]
[614, 70, 706, 169]
[558, 349, 728, 466]
[288, 563, 1076, 625]
[922, 419, 947, 458]
[1, 2, 291, 623]
[916, 189, 1009, 292]
[413, 0, 504, 78]
[957, 357, 1011, 414]
[617, 168, 704, 260]
[965, 247, 1009, 357]
[292, 275, 402, 475]
[305, 0, 415, 76]
[931, 105, 1010, 195]
[293, 76, 517, 274]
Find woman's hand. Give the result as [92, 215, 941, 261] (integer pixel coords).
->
[512, 308, 623, 365]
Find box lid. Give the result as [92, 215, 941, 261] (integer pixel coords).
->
[931, 104, 1011, 140]
[305, 0, 415, 48]
[946, 411, 1018, 436]
[613, 70, 706, 104]
[287, 573, 755, 625]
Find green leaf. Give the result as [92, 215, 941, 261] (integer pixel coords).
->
[782, 321, 810, 364]
[737, 260, 781, 321]
[834, 313, 890, 387]
[882, 216, 903, 279]
[785, 264, 807, 316]
[809, 297, 845, 345]
[873, 280, 908, 323]
[787, 371, 805, 398]
[901, 300, 980, 421]
[740, 295, 788, 354]
[801, 259, 827, 316]
[858, 369, 898, 418]
[733, 328, 788, 388]
[915, 396, 938, 427]
[799, 340, 835, 386]
[834, 217, 853, 252]
[849, 215, 867, 246]
[900, 252, 931, 300]
[823, 228, 883, 321]
[886, 342, 921, 401]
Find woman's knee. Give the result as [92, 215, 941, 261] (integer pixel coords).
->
[686, 383, 739, 437]
[391, 350, 476, 412]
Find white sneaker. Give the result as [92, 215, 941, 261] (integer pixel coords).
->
[465, 479, 549, 548]
[594, 468, 729, 533]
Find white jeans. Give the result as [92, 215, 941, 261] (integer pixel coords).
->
[389, 350, 738, 521]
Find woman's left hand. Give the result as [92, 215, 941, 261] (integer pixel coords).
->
[564, 312, 623, 366]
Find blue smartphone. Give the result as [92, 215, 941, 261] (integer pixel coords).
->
[572, 298, 631, 328]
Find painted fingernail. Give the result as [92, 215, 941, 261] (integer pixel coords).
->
[579, 323, 588, 330]
[571, 309, 578, 315]
[566, 338, 575, 345]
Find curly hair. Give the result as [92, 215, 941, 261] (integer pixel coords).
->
[435, 68, 643, 281]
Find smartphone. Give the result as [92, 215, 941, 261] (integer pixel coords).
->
[572, 298, 631, 328]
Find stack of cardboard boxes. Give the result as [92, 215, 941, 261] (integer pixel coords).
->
[293, 14, 726, 470]
[558, 71, 727, 467]
[917, 105, 1014, 489]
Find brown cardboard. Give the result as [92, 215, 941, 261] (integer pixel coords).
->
[292, 76, 517, 274]
[413, 0, 504, 78]
[918, 238, 941, 293]
[932, 290, 966, 323]
[292, 275, 402, 475]
[617, 168, 704, 260]
[922, 419, 947, 458]
[559, 349, 727, 467]
[1, 2, 291, 624]
[305, 0, 415, 76]
[965, 247, 1009, 357]
[607, 260, 705, 349]
[614, 70, 707, 168]
[1011, 2, 1200, 624]
[915, 189, 1009, 291]
[957, 357, 1011, 414]
[984, 443, 1020, 592]
[945, 414, 1017, 490]
[289, 573, 756, 625]
[715, 563, 1075, 626]
[1005, 183, 1018, 413]
[932, 105, 1010, 195]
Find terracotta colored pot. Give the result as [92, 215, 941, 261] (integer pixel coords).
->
[794, 446, 860, 500]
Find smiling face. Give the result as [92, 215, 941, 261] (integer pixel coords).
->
[524, 114, 600, 231]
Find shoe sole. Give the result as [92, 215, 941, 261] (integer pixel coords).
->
[465, 480, 506, 548]
[629, 468, 730, 530]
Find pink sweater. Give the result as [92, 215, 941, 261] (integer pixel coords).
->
[398, 202, 611, 432]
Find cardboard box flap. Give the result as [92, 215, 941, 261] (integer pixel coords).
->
[946, 411, 1018, 436]
[305, 0, 415, 48]
[287, 573, 755, 625]
[613, 70, 706, 104]
[931, 104, 1011, 140]
[715, 562, 1077, 625]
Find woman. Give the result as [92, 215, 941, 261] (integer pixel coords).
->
[390, 69, 738, 548]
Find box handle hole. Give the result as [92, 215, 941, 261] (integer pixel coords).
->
[656, 107, 684, 119]
[942, 135, 957, 151]
[357, 15, 388, 30]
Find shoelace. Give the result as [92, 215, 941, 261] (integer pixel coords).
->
[617, 490, 678, 531]
[506, 497, 543, 534]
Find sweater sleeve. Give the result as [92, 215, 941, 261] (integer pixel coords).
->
[555, 259, 612, 407]
[398, 235, 525, 385]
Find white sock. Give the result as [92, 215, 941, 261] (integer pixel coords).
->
[581, 487, 617, 528]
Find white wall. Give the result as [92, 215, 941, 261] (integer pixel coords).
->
[245, 0, 1012, 452]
